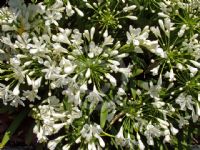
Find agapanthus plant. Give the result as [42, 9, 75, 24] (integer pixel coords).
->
[0, 0, 199, 149]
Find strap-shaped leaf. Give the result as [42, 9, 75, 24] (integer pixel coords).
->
[0, 108, 29, 148]
[100, 102, 108, 128]
[132, 68, 143, 78]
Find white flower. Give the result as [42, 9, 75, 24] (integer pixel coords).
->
[13, 83, 20, 96]
[105, 73, 117, 86]
[198, 93, 200, 102]
[192, 109, 198, 122]
[88, 142, 96, 150]
[0, 84, 11, 105]
[163, 134, 170, 143]
[103, 29, 108, 38]
[108, 60, 120, 66]
[176, 63, 184, 70]
[190, 60, 200, 68]
[116, 126, 124, 139]
[103, 35, 114, 46]
[23, 90, 41, 102]
[94, 133, 105, 148]
[80, 124, 104, 148]
[74, 7, 84, 17]
[169, 69, 175, 82]
[85, 3, 94, 9]
[87, 85, 104, 111]
[14, 32, 31, 49]
[175, 93, 195, 111]
[123, 5, 137, 12]
[144, 123, 161, 145]
[26, 75, 42, 91]
[157, 118, 169, 128]
[178, 24, 187, 37]
[52, 28, 72, 44]
[158, 12, 169, 18]
[126, 16, 138, 20]
[118, 66, 132, 78]
[62, 144, 70, 150]
[59, 57, 76, 74]
[90, 27, 95, 41]
[27, 36, 47, 54]
[170, 124, 178, 135]
[66, 107, 82, 124]
[117, 88, 126, 96]
[147, 75, 162, 101]
[47, 136, 65, 150]
[85, 68, 91, 78]
[52, 123, 66, 134]
[152, 101, 165, 109]
[115, 126, 127, 147]
[158, 19, 165, 32]
[33, 124, 48, 143]
[158, 18, 175, 37]
[150, 26, 161, 38]
[196, 102, 200, 116]
[187, 65, 198, 76]
[42, 61, 62, 80]
[150, 65, 160, 76]
[155, 47, 167, 58]
[136, 133, 145, 150]
[177, 115, 189, 128]
[66, 1, 74, 17]
[8, 94, 25, 107]
[88, 42, 103, 57]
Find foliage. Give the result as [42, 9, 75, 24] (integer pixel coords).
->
[0, 0, 199, 149]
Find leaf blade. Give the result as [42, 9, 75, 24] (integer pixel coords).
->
[0, 108, 29, 148]
[100, 102, 108, 128]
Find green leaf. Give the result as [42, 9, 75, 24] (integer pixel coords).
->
[132, 68, 143, 78]
[100, 102, 108, 128]
[131, 88, 136, 100]
[25, 121, 35, 145]
[89, 101, 98, 114]
[136, 80, 149, 90]
[0, 108, 29, 149]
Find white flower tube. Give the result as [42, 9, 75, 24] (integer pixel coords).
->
[123, 5, 137, 12]
[48, 136, 65, 150]
[190, 60, 200, 68]
[105, 73, 117, 86]
[74, 7, 84, 17]
[170, 124, 179, 135]
[85, 68, 91, 79]
[94, 133, 105, 148]
[136, 133, 145, 150]
[13, 84, 20, 96]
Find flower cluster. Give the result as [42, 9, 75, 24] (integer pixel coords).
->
[0, 0, 199, 149]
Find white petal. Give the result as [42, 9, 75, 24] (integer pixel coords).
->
[74, 7, 84, 17]
[126, 16, 138, 20]
[13, 84, 20, 96]
[103, 30, 108, 38]
[90, 27, 95, 40]
[97, 135, 105, 147]
[105, 73, 116, 86]
[170, 124, 179, 135]
[48, 136, 65, 150]
[196, 103, 200, 116]
[85, 68, 91, 79]
[26, 75, 32, 85]
[116, 126, 124, 138]
[190, 60, 200, 68]
[123, 5, 137, 12]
